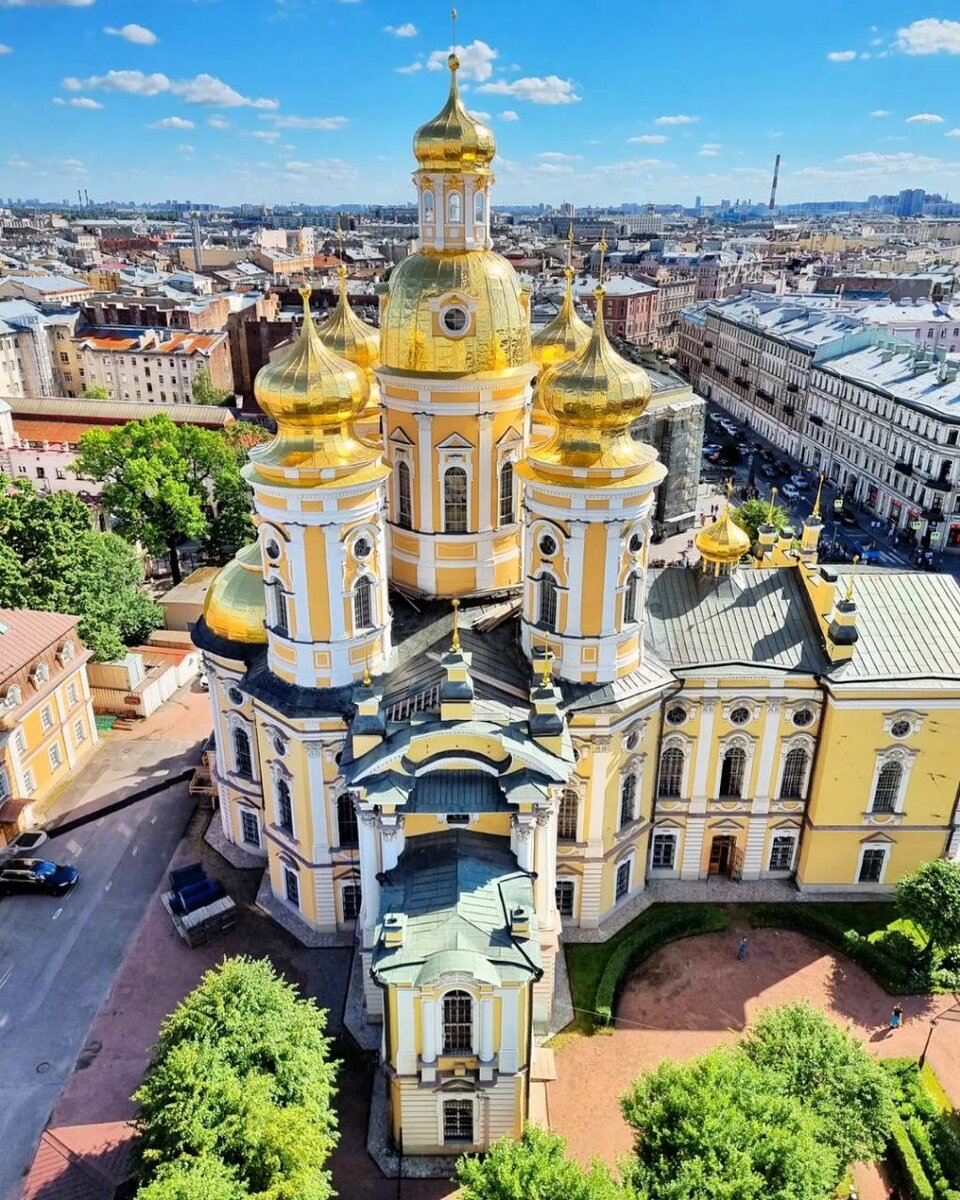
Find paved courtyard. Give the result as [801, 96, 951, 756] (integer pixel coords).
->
[548, 922, 960, 1194]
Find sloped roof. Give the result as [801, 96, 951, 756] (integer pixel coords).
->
[0, 609, 80, 680]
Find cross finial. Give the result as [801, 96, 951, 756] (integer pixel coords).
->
[812, 473, 824, 519]
[449, 8, 460, 70]
[845, 575, 855, 603]
[362, 640, 372, 687]
[565, 224, 574, 281]
[598, 228, 608, 285]
[298, 284, 312, 321]
[451, 597, 461, 653]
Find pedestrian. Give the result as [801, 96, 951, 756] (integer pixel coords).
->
[890, 1004, 903, 1030]
[737, 936, 748, 962]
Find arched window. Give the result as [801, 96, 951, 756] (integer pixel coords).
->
[232, 726, 252, 779]
[779, 748, 807, 799]
[499, 460, 515, 525]
[475, 190, 485, 223]
[442, 990, 473, 1053]
[872, 761, 902, 813]
[423, 190, 435, 222]
[619, 773, 637, 828]
[353, 576, 373, 631]
[719, 746, 747, 799]
[271, 585, 288, 636]
[337, 794, 359, 847]
[623, 571, 639, 625]
[397, 460, 412, 529]
[538, 574, 558, 630]
[444, 467, 468, 533]
[447, 190, 463, 224]
[657, 746, 684, 797]
[557, 789, 578, 841]
[276, 777, 293, 834]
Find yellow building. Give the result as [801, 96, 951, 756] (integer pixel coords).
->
[195, 47, 960, 1159]
[0, 610, 99, 841]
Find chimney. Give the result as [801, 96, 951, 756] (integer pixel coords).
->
[351, 666, 385, 758]
[509, 905, 532, 939]
[825, 574, 859, 662]
[381, 913, 406, 948]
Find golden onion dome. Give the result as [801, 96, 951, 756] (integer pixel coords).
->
[532, 284, 654, 470]
[317, 266, 380, 384]
[413, 52, 495, 174]
[532, 267, 591, 368]
[695, 502, 752, 566]
[249, 287, 380, 482]
[379, 248, 532, 377]
[202, 542, 267, 645]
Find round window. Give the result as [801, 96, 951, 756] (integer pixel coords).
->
[265, 539, 281, 562]
[273, 736, 287, 757]
[539, 534, 558, 558]
[729, 706, 751, 726]
[628, 532, 643, 555]
[625, 731, 638, 751]
[665, 704, 686, 726]
[353, 536, 372, 560]
[890, 719, 911, 739]
[441, 306, 468, 335]
[228, 686, 244, 706]
[792, 708, 814, 728]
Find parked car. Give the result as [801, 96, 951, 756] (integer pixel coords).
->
[781, 483, 800, 501]
[702, 443, 720, 457]
[760, 463, 778, 480]
[837, 509, 859, 527]
[0, 859, 78, 896]
[791, 474, 810, 490]
[776, 460, 793, 474]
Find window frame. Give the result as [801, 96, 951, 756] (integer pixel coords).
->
[718, 745, 747, 799]
[341, 880, 362, 921]
[498, 459, 515, 526]
[657, 745, 685, 798]
[284, 866, 300, 909]
[441, 990, 474, 1055]
[871, 760, 903, 814]
[396, 459, 413, 529]
[768, 834, 796, 872]
[337, 794, 359, 848]
[619, 772, 637, 829]
[538, 573, 558, 631]
[651, 831, 677, 870]
[232, 725, 254, 780]
[443, 466, 468, 534]
[276, 776, 294, 836]
[856, 844, 888, 885]
[240, 807, 261, 848]
[353, 575, 374, 632]
[778, 747, 808, 800]
[555, 878, 576, 917]
[557, 788, 578, 841]
[615, 858, 631, 902]
[623, 571, 639, 625]
[442, 1098, 474, 1145]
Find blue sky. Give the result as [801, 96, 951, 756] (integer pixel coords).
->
[1, 0, 959, 208]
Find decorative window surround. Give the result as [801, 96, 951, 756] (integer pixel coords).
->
[866, 745, 918, 817]
[882, 710, 924, 739]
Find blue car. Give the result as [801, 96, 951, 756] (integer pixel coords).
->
[0, 858, 79, 896]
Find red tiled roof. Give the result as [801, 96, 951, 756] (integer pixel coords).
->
[0, 609, 79, 680]
[21, 1122, 135, 1200]
[12, 418, 95, 445]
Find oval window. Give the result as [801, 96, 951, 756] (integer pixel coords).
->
[228, 686, 244, 706]
[729, 706, 751, 726]
[539, 534, 558, 558]
[792, 708, 814, 728]
[628, 532, 643, 554]
[353, 537, 372, 560]
[441, 306, 468, 335]
[665, 705, 686, 726]
[265, 539, 281, 562]
[890, 719, 911, 739]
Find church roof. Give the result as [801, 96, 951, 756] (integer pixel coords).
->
[371, 830, 542, 987]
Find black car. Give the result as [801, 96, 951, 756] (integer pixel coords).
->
[759, 463, 778, 479]
[0, 858, 79, 896]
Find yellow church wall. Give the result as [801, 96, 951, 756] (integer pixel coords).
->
[797, 829, 947, 889]
[390, 555, 419, 591]
[580, 523, 608, 635]
[401, 812, 511, 839]
[302, 526, 331, 641]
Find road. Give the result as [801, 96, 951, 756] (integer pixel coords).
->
[0, 785, 196, 1199]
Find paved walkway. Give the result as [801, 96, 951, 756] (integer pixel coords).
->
[549, 923, 960, 1186]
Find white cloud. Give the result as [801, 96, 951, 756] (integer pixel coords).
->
[628, 134, 668, 144]
[104, 23, 157, 45]
[207, 115, 229, 129]
[5, 153, 87, 174]
[595, 158, 672, 173]
[538, 151, 582, 161]
[260, 114, 348, 130]
[499, 109, 518, 121]
[826, 50, 857, 62]
[396, 61, 422, 74]
[468, 109, 492, 121]
[427, 39, 498, 82]
[654, 113, 698, 125]
[477, 75, 580, 105]
[895, 18, 960, 55]
[840, 151, 940, 165]
[6, 155, 30, 167]
[0, 43, 11, 53]
[383, 22, 416, 37]
[69, 96, 102, 109]
[536, 163, 574, 174]
[699, 144, 722, 157]
[176, 144, 193, 155]
[280, 158, 357, 179]
[947, 129, 960, 139]
[250, 129, 281, 141]
[870, 109, 891, 117]
[52, 97, 65, 105]
[149, 115, 195, 129]
[906, 112, 944, 123]
[62, 69, 278, 108]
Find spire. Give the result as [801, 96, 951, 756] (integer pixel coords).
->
[845, 574, 855, 602]
[451, 597, 461, 653]
[767, 486, 778, 524]
[812, 473, 824, 519]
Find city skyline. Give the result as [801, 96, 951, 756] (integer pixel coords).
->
[0, 0, 959, 207]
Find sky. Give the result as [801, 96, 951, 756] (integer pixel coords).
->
[0, 0, 959, 209]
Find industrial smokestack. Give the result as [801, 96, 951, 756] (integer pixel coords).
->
[77, 188, 83, 210]
[769, 154, 781, 210]
[191, 216, 204, 271]
[84, 188, 90, 209]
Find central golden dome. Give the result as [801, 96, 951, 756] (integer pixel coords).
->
[379, 249, 532, 376]
[413, 52, 495, 174]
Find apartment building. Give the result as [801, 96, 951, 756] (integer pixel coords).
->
[640, 269, 697, 353]
[58, 327, 233, 404]
[80, 293, 230, 333]
[575, 275, 658, 344]
[804, 339, 960, 546]
[695, 250, 763, 300]
[855, 299, 960, 354]
[0, 274, 92, 305]
[0, 609, 98, 842]
[0, 299, 61, 398]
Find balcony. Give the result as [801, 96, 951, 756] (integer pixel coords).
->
[786, 383, 799, 394]
[923, 505, 945, 520]
[808, 414, 824, 428]
[704, 339, 714, 348]
[925, 476, 953, 493]
[734, 376, 749, 388]
[715, 364, 729, 378]
[894, 461, 914, 477]
[756, 388, 773, 404]
[784, 404, 796, 417]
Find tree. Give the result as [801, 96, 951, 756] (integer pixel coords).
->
[73, 414, 254, 583]
[81, 383, 111, 400]
[620, 1048, 838, 1200]
[739, 1002, 894, 1174]
[134, 1157, 242, 1200]
[732, 497, 790, 544]
[896, 859, 960, 954]
[191, 367, 231, 406]
[456, 1126, 627, 1200]
[0, 477, 161, 660]
[133, 957, 339, 1200]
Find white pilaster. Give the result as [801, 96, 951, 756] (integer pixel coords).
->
[479, 996, 494, 1063]
[681, 816, 706, 880]
[565, 522, 586, 637]
[323, 524, 346, 641]
[533, 813, 550, 916]
[396, 988, 418, 1075]
[690, 698, 717, 813]
[478, 412, 494, 532]
[415, 410, 433, 533]
[380, 815, 405, 871]
[512, 816, 535, 872]
[498, 989, 518, 1073]
[743, 816, 768, 880]
[358, 810, 381, 934]
[420, 996, 437, 1064]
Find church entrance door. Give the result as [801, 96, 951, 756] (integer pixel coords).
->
[709, 834, 736, 877]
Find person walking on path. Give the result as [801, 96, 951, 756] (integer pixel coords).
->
[737, 936, 748, 962]
[890, 1004, 903, 1030]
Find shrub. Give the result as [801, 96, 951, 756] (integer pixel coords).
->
[891, 1115, 936, 1200]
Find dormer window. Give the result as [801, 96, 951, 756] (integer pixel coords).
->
[2, 685, 22, 709]
[33, 662, 49, 686]
[59, 640, 75, 663]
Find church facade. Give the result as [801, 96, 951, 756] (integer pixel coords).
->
[194, 51, 960, 1157]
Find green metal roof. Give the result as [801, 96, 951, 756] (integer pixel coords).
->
[408, 771, 508, 814]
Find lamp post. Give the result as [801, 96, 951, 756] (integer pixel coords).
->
[919, 1018, 939, 1069]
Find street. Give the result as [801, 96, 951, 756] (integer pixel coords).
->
[0, 784, 196, 1199]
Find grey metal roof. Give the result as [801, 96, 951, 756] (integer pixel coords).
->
[645, 567, 829, 675]
[409, 771, 508, 814]
[3, 394, 234, 427]
[371, 831, 541, 986]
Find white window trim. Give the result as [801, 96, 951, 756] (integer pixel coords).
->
[855, 841, 891, 886]
[774, 734, 815, 801]
[436, 987, 479, 1057]
[767, 831, 798, 873]
[882, 710, 924, 738]
[614, 852, 634, 904]
[867, 746, 916, 815]
[649, 829, 679, 872]
[722, 697, 760, 726]
[283, 865, 300, 908]
[657, 734, 692, 799]
[271, 766, 295, 840]
[391, 445, 415, 527]
[713, 732, 756, 799]
[438, 449, 473, 534]
[239, 805, 261, 848]
[340, 878, 362, 922]
[555, 875, 578, 918]
[226, 713, 259, 784]
[436, 1093, 478, 1146]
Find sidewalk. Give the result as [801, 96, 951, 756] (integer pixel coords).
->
[38, 681, 213, 828]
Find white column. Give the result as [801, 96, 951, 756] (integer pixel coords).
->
[600, 521, 621, 635]
[479, 996, 494, 1063]
[512, 816, 535, 871]
[306, 743, 330, 855]
[379, 815, 405, 871]
[415, 409, 433, 532]
[581, 735, 611, 928]
[358, 810, 381, 934]
[420, 996, 437, 1063]
[478, 412, 494, 532]
[690, 698, 717, 813]
[753, 699, 783, 806]
[498, 989, 519, 1073]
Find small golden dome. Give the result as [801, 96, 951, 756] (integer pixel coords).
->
[318, 266, 380, 415]
[250, 287, 379, 481]
[413, 52, 495, 174]
[532, 285, 653, 470]
[379, 249, 531, 377]
[532, 268, 591, 368]
[202, 542, 267, 645]
[695, 503, 751, 566]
